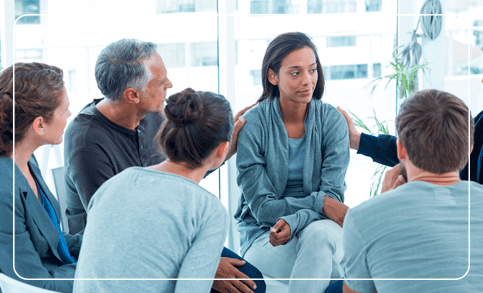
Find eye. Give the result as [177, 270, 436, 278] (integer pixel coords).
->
[290, 71, 299, 76]
[311, 67, 317, 73]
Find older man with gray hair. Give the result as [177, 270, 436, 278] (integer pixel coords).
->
[64, 38, 264, 293]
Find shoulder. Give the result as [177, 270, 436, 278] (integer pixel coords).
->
[65, 102, 99, 143]
[239, 101, 271, 135]
[0, 156, 13, 195]
[312, 100, 346, 125]
[347, 184, 411, 221]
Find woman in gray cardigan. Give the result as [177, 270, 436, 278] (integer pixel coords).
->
[0, 62, 80, 292]
[235, 32, 350, 293]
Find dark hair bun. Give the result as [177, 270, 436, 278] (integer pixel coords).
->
[164, 88, 204, 126]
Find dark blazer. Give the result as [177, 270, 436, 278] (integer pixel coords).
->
[0, 155, 82, 293]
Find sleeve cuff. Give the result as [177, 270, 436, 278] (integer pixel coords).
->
[279, 214, 299, 242]
[313, 192, 326, 217]
[357, 132, 378, 158]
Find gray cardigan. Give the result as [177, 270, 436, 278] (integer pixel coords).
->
[0, 155, 82, 292]
[235, 98, 350, 256]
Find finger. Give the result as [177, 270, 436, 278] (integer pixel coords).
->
[235, 104, 256, 121]
[231, 280, 255, 293]
[226, 258, 246, 267]
[234, 269, 256, 292]
[231, 118, 245, 141]
[337, 106, 353, 125]
[272, 219, 284, 232]
[394, 175, 406, 187]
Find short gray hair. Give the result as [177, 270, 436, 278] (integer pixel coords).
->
[95, 39, 157, 102]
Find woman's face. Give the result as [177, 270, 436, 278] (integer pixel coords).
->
[269, 46, 318, 105]
[43, 86, 71, 145]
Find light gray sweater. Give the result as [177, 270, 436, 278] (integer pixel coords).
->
[74, 167, 229, 293]
[235, 98, 350, 256]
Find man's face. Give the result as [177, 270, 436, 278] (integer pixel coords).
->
[138, 53, 173, 114]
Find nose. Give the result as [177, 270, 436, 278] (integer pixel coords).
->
[302, 71, 311, 86]
[166, 77, 173, 89]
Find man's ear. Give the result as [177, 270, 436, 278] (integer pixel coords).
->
[124, 88, 140, 104]
[32, 116, 45, 136]
[267, 69, 279, 86]
[397, 139, 407, 160]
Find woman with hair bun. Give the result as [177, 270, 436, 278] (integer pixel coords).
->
[0, 62, 78, 292]
[74, 88, 237, 293]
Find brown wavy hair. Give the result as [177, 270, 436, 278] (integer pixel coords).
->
[0, 62, 64, 157]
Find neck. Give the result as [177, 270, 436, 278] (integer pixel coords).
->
[97, 99, 145, 130]
[148, 159, 209, 184]
[13, 138, 40, 173]
[279, 97, 307, 124]
[411, 171, 461, 186]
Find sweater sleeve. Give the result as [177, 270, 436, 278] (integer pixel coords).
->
[358, 133, 399, 167]
[311, 106, 350, 218]
[237, 112, 326, 231]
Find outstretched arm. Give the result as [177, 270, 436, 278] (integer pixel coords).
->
[338, 106, 399, 167]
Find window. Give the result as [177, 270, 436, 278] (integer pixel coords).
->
[157, 43, 186, 68]
[15, 49, 42, 62]
[327, 36, 356, 47]
[308, 0, 356, 14]
[191, 42, 217, 67]
[250, 70, 262, 86]
[250, 0, 299, 14]
[15, 0, 40, 24]
[373, 63, 381, 78]
[156, 0, 216, 13]
[365, 0, 382, 12]
[324, 64, 368, 80]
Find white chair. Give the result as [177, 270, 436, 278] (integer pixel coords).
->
[0, 273, 60, 293]
[51, 166, 69, 232]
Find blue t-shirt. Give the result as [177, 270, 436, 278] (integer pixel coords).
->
[343, 181, 483, 293]
[283, 135, 306, 198]
[35, 180, 76, 265]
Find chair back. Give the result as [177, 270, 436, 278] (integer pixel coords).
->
[51, 166, 68, 232]
[0, 273, 60, 293]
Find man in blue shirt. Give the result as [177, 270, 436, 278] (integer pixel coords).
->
[342, 89, 483, 292]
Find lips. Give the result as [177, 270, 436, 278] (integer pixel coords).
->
[299, 89, 312, 95]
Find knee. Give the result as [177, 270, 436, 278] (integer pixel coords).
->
[299, 220, 342, 249]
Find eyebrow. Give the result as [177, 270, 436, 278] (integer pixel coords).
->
[160, 75, 167, 85]
[287, 62, 317, 69]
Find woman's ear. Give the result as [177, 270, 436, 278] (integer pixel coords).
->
[216, 141, 230, 159]
[267, 69, 279, 86]
[32, 116, 45, 136]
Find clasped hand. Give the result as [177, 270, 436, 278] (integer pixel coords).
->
[269, 219, 291, 247]
[212, 257, 257, 293]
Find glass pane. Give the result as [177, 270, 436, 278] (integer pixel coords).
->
[445, 2, 483, 115]
[13, 0, 220, 197]
[235, 0, 398, 207]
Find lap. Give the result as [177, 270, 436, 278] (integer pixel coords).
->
[244, 219, 342, 279]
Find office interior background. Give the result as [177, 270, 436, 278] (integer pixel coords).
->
[1, 0, 482, 252]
